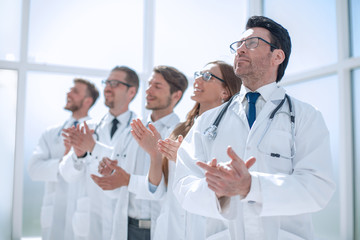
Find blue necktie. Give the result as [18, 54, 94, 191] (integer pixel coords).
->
[110, 118, 119, 139]
[246, 92, 260, 128]
[73, 120, 79, 127]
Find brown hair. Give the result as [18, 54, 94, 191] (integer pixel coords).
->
[111, 66, 140, 100]
[74, 78, 99, 108]
[162, 61, 241, 185]
[153, 65, 188, 105]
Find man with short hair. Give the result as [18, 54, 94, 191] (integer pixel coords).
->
[28, 78, 99, 240]
[60, 66, 139, 240]
[173, 16, 335, 239]
[91, 65, 188, 240]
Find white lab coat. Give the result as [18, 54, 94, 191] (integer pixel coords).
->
[28, 116, 90, 240]
[137, 160, 214, 240]
[174, 85, 336, 240]
[59, 111, 135, 240]
[108, 113, 180, 240]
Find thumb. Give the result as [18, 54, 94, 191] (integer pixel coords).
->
[177, 135, 184, 143]
[245, 157, 256, 169]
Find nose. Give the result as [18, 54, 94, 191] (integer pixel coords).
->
[145, 85, 152, 95]
[236, 42, 247, 55]
[194, 75, 202, 85]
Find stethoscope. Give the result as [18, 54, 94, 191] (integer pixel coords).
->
[203, 93, 296, 160]
[93, 112, 133, 141]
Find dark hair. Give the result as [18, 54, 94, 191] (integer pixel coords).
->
[153, 65, 188, 104]
[111, 66, 140, 99]
[73, 78, 99, 108]
[246, 16, 291, 82]
[162, 61, 241, 185]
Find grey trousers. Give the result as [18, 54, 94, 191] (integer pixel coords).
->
[128, 217, 150, 240]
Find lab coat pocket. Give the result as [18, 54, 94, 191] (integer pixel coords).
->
[40, 205, 53, 228]
[206, 229, 231, 240]
[72, 197, 90, 237]
[278, 229, 305, 240]
[261, 129, 293, 174]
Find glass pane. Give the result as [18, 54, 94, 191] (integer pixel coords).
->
[0, 69, 17, 239]
[285, 75, 340, 240]
[0, 0, 21, 61]
[28, 0, 144, 71]
[154, 0, 247, 76]
[264, 0, 337, 76]
[22, 71, 142, 236]
[350, 0, 360, 57]
[352, 69, 360, 239]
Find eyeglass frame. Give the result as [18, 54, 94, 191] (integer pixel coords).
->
[194, 71, 225, 83]
[102, 79, 132, 88]
[229, 37, 279, 54]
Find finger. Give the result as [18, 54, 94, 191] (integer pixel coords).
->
[104, 159, 119, 169]
[177, 135, 183, 143]
[210, 158, 217, 167]
[196, 161, 223, 177]
[84, 121, 90, 133]
[148, 123, 161, 139]
[245, 157, 256, 169]
[227, 146, 246, 172]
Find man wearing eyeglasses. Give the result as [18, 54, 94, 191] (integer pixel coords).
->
[90, 65, 188, 240]
[173, 16, 335, 239]
[59, 66, 139, 240]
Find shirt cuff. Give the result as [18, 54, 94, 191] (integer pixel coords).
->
[240, 173, 261, 204]
[148, 181, 158, 193]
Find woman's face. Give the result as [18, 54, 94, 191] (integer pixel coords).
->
[191, 63, 227, 107]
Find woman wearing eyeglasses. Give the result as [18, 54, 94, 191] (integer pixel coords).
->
[130, 60, 241, 240]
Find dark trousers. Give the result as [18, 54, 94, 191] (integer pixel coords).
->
[128, 217, 150, 240]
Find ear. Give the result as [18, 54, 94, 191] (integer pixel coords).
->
[272, 49, 285, 66]
[127, 86, 137, 101]
[221, 87, 230, 102]
[171, 90, 183, 106]
[84, 97, 93, 108]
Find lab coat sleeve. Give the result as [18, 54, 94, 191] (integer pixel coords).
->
[241, 106, 336, 216]
[173, 123, 230, 220]
[59, 150, 86, 182]
[28, 131, 62, 182]
[90, 141, 114, 162]
[128, 174, 166, 200]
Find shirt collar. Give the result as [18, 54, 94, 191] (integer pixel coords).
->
[240, 82, 278, 103]
[105, 110, 131, 126]
[146, 112, 180, 129]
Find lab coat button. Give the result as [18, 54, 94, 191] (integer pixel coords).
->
[248, 200, 256, 204]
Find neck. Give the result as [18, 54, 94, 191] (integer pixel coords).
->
[110, 106, 128, 117]
[72, 110, 88, 120]
[151, 108, 173, 122]
[198, 101, 222, 116]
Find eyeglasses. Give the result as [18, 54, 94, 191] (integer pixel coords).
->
[102, 79, 132, 88]
[229, 37, 278, 54]
[194, 71, 225, 83]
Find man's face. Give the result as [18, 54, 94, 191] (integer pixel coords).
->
[233, 27, 273, 80]
[145, 72, 173, 111]
[64, 82, 88, 112]
[104, 70, 130, 109]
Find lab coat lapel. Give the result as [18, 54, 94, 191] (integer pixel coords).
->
[230, 92, 250, 129]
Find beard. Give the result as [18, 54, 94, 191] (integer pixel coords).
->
[64, 99, 83, 112]
[105, 99, 114, 109]
[145, 95, 172, 110]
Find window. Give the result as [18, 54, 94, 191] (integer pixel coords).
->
[0, 69, 17, 239]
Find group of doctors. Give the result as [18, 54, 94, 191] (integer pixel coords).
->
[28, 16, 335, 240]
